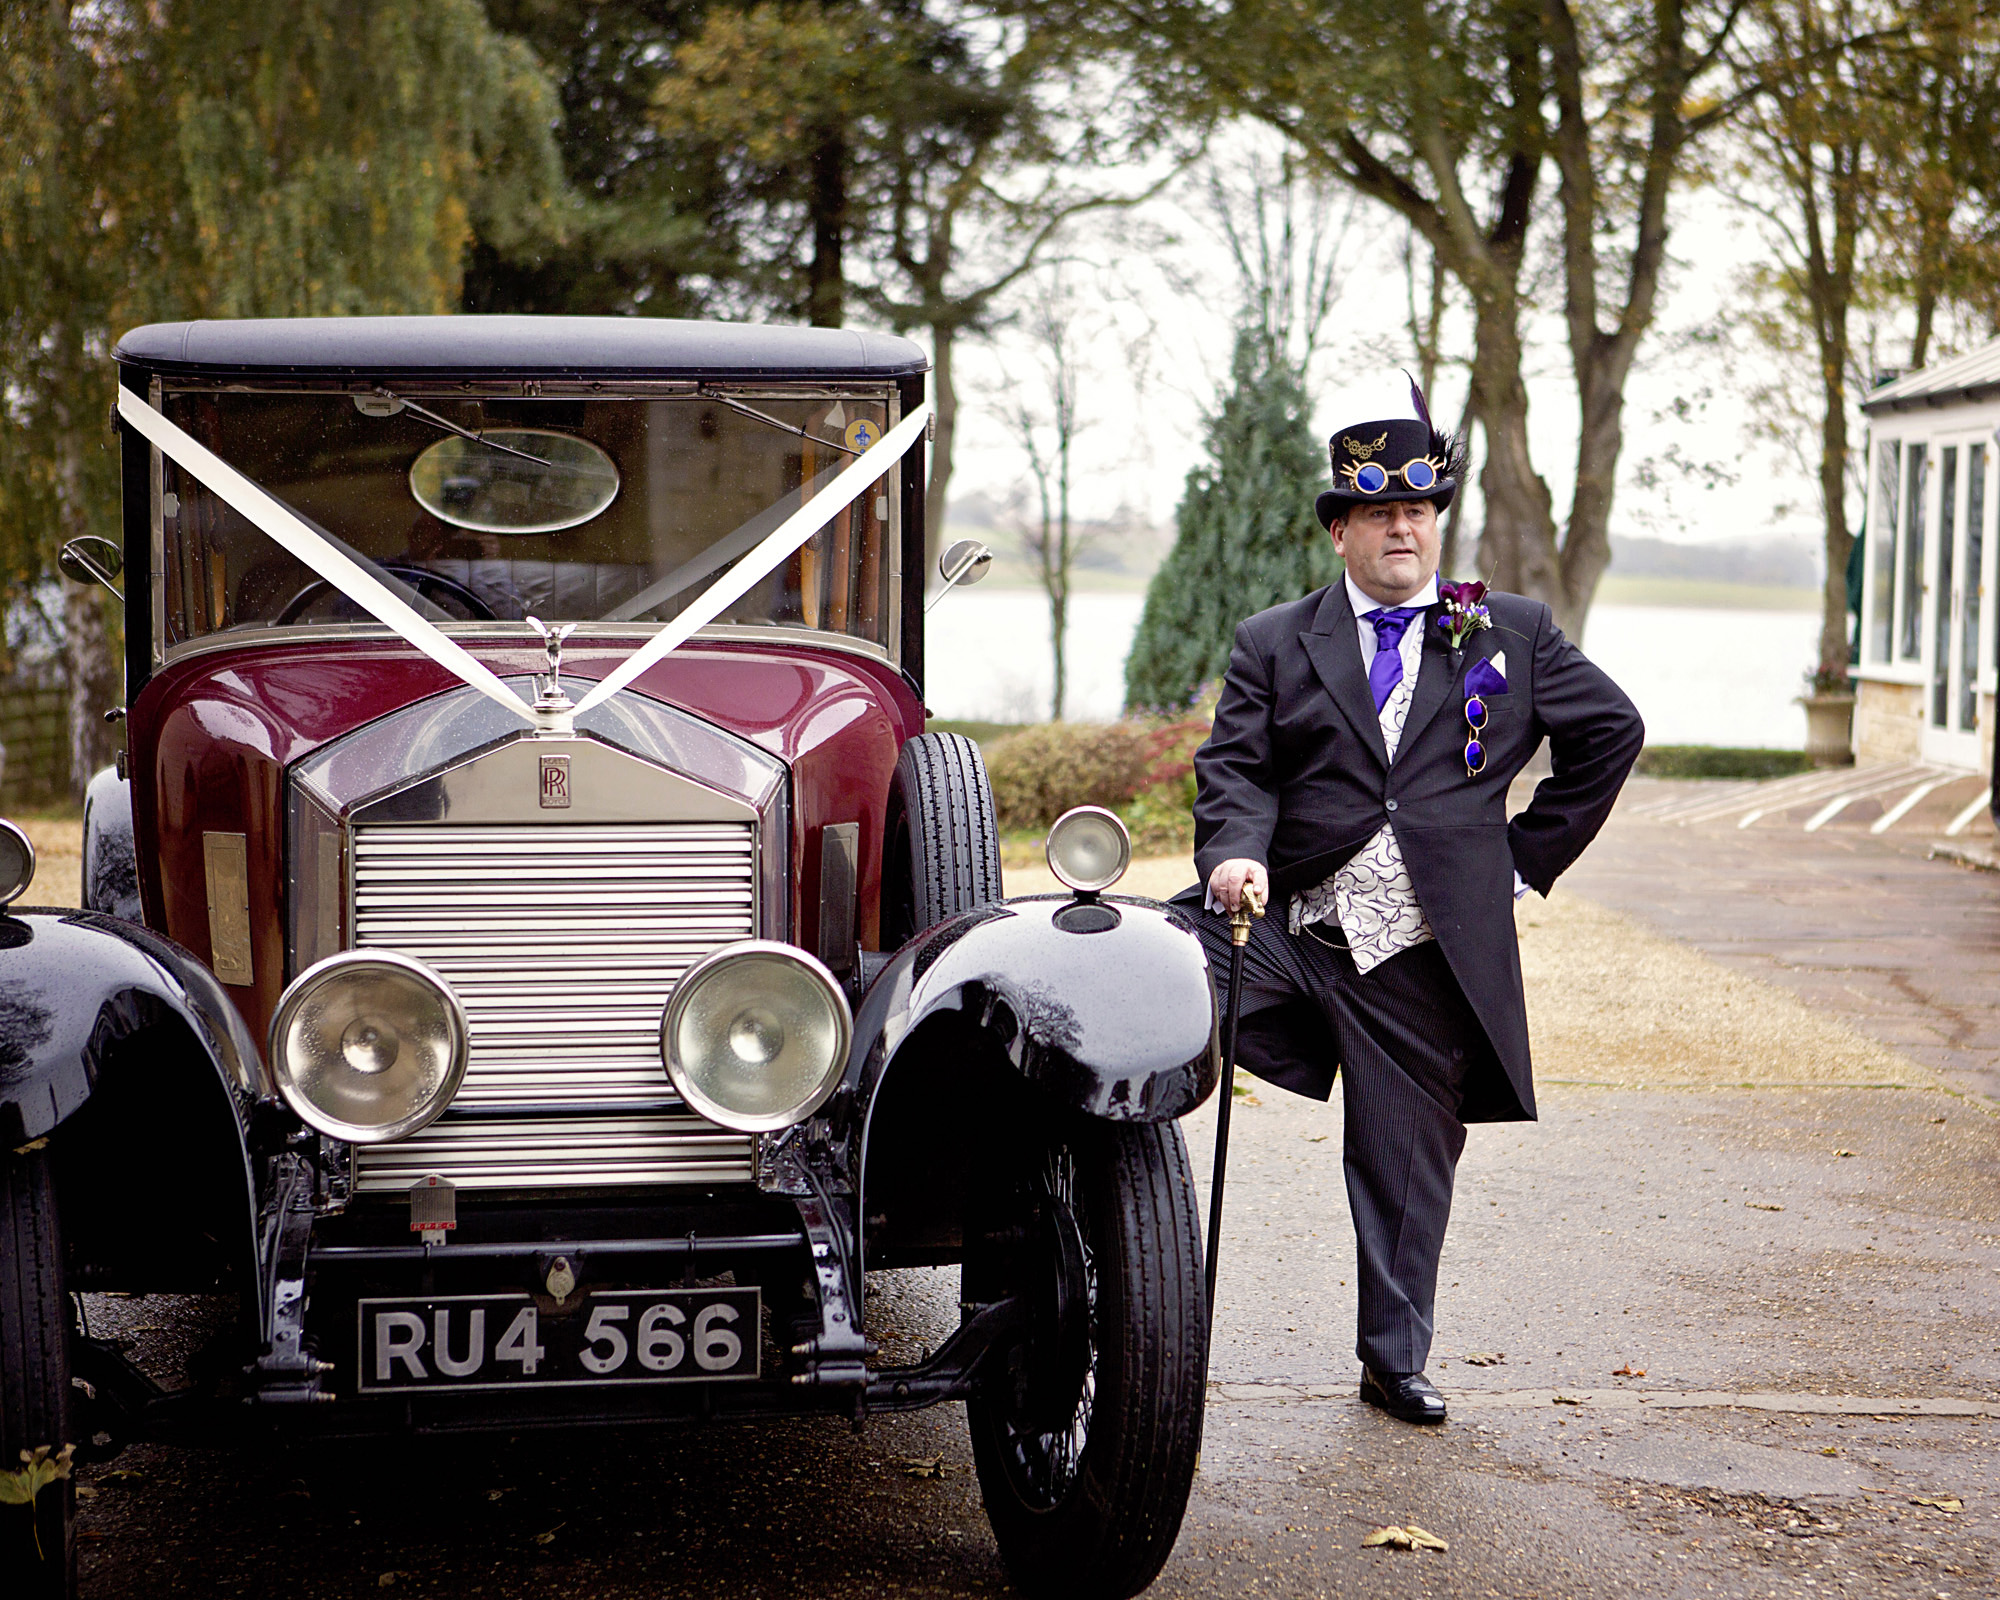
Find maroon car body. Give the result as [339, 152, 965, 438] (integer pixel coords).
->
[0, 317, 1217, 1600]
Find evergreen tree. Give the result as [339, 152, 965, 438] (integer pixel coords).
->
[1124, 327, 1335, 711]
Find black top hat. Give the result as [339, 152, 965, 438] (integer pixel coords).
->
[1314, 373, 1466, 530]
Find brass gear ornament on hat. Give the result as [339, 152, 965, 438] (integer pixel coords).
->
[1314, 371, 1467, 529]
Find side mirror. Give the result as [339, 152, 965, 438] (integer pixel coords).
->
[59, 536, 124, 603]
[926, 539, 993, 612]
[0, 818, 34, 906]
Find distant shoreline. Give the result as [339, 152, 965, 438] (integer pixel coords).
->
[958, 575, 1823, 612]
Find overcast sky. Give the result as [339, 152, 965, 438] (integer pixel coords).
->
[931, 127, 1912, 573]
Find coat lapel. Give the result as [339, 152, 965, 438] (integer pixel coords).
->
[1300, 583, 1389, 770]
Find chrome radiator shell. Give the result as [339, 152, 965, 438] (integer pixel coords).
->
[350, 821, 757, 1112]
[287, 679, 788, 1194]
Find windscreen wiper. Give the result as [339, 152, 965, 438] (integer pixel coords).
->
[695, 386, 864, 456]
[354, 389, 553, 466]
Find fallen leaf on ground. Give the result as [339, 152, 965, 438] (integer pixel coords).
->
[1363, 1524, 1448, 1551]
[899, 1454, 948, 1479]
[1746, 1202, 1784, 1212]
[1308, 1135, 1329, 1143]
[378, 1575, 399, 1589]
[532, 1523, 564, 1546]
[74, 1485, 98, 1499]
[1553, 1394, 1584, 1406]
[12, 1137, 48, 1155]
[102, 1469, 144, 1482]
[1612, 1365, 1645, 1377]
[1834, 1148, 1857, 1157]
[1820, 1446, 1840, 1457]
[1910, 1497, 1962, 1513]
[1462, 1352, 1505, 1367]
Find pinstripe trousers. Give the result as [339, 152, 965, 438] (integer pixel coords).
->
[1196, 911, 1483, 1374]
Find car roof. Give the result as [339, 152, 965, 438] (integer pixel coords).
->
[114, 315, 929, 380]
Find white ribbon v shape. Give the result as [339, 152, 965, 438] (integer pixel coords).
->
[118, 387, 930, 721]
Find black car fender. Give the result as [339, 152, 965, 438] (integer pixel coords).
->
[82, 765, 144, 921]
[0, 908, 268, 1304]
[847, 895, 1218, 1261]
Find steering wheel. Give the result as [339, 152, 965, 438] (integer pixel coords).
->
[276, 565, 499, 625]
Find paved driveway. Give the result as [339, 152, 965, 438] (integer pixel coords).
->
[55, 792, 2000, 1596]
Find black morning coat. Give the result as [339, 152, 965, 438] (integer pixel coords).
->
[1188, 581, 1645, 1124]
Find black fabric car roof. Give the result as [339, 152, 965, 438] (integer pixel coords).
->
[114, 316, 929, 379]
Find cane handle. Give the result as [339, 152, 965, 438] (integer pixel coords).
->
[1230, 882, 1266, 946]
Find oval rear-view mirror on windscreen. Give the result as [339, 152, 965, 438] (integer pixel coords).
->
[409, 430, 620, 535]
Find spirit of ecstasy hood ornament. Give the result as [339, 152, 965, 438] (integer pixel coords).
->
[525, 615, 578, 730]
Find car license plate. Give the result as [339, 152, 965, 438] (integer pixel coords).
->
[355, 1287, 760, 1393]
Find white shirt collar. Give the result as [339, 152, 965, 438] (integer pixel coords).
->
[1345, 571, 1439, 617]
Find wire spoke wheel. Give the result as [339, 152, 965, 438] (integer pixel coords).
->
[967, 1120, 1206, 1600]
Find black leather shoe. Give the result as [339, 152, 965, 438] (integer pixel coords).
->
[1360, 1367, 1447, 1424]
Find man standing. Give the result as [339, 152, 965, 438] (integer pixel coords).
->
[1191, 370, 1643, 1424]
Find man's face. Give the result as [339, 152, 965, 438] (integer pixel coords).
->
[1331, 498, 1441, 605]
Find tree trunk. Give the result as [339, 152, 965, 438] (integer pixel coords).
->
[1466, 295, 1560, 609]
[924, 322, 957, 582]
[51, 367, 122, 800]
[1557, 354, 1627, 639]
[63, 583, 121, 798]
[808, 126, 846, 327]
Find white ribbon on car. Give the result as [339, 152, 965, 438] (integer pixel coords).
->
[118, 387, 929, 721]
[572, 402, 928, 713]
[117, 387, 539, 724]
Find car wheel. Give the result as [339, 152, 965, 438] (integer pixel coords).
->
[880, 732, 1002, 948]
[1, 1146, 76, 1598]
[966, 1121, 1207, 1600]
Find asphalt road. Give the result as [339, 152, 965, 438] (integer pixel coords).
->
[61, 1067, 1996, 1599]
[47, 799, 2000, 1598]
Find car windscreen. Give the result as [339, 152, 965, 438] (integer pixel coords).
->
[153, 387, 900, 655]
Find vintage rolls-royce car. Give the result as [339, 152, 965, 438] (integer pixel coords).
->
[0, 318, 1217, 1600]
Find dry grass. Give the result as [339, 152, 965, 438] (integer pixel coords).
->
[15, 815, 81, 909]
[1518, 888, 1935, 1089]
[1011, 854, 1937, 1092]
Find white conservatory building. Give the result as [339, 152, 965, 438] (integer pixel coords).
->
[1857, 340, 2000, 775]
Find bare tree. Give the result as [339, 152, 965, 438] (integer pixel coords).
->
[998, 270, 1089, 720]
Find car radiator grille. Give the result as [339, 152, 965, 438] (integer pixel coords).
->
[348, 822, 757, 1193]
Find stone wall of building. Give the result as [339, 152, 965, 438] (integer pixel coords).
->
[1854, 678, 1924, 763]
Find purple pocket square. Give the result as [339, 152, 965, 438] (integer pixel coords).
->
[1465, 655, 1509, 697]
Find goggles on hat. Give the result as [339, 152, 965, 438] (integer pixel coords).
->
[1337, 455, 1448, 496]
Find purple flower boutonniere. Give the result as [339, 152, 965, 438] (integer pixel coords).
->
[1436, 580, 1493, 649]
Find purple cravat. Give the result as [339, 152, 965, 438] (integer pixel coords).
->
[1365, 607, 1422, 712]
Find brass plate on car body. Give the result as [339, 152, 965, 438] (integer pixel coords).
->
[202, 831, 253, 985]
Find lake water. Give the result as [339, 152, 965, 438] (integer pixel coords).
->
[924, 589, 1821, 749]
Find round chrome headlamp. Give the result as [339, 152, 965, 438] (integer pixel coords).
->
[661, 941, 852, 1133]
[268, 951, 469, 1143]
[1045, 806, 1131, 895]
[0, 819, 35, 905]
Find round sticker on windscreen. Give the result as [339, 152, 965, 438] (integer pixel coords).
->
[843, 417, 880, 452]
[409, 430, 619, 535]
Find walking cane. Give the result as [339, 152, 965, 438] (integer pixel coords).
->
[1205, 881, 1264, 1316]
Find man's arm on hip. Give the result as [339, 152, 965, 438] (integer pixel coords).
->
[1507, 603, 1645, 894]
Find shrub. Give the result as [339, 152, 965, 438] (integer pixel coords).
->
[985, 698, 1217, 851]
[1634, 745, 1813, 780]
[986, 721, 1158, 832]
